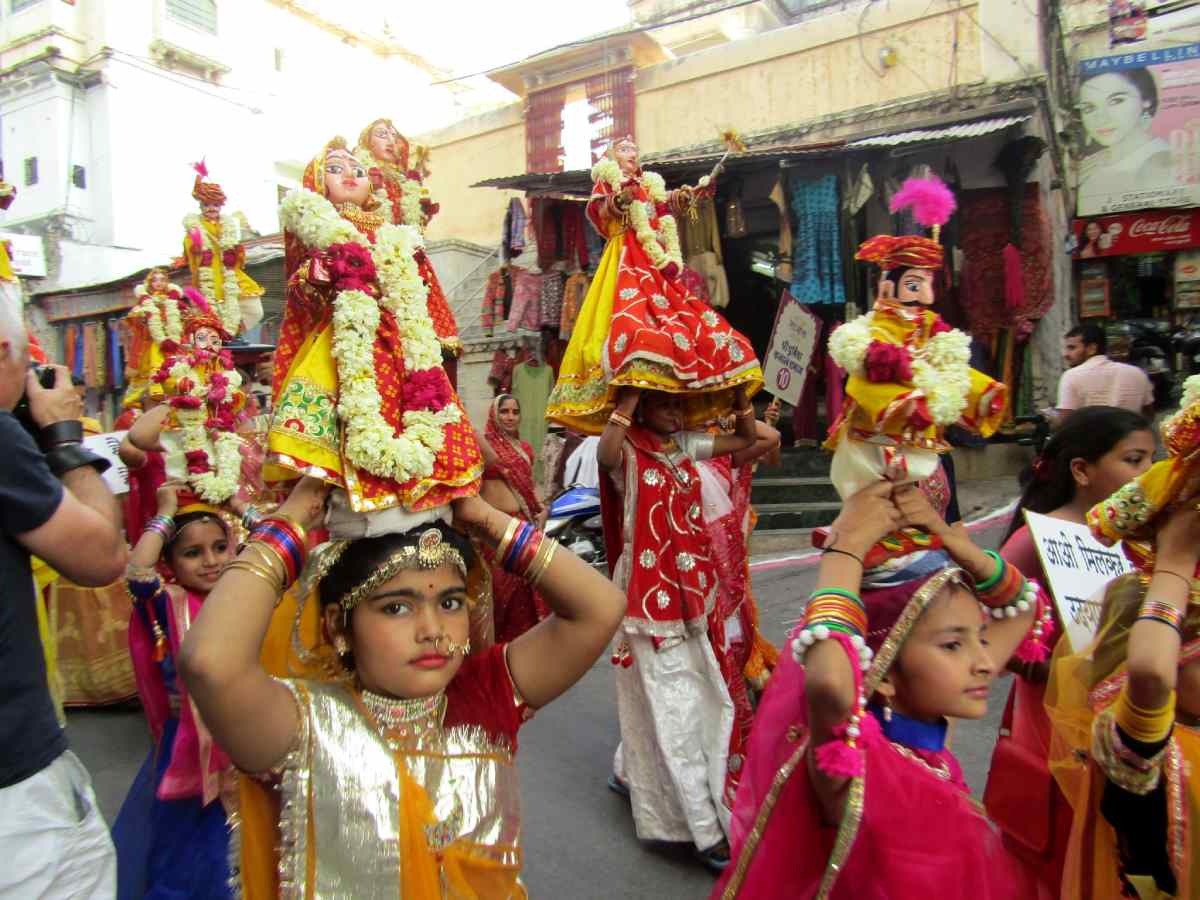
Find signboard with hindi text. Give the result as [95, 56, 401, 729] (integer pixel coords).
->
[761, 293, 820, 407]
[1024, 510, 1133, 652]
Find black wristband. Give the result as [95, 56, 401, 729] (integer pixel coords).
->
[44, 443, 111, 479]
[38, 419, 84, 451]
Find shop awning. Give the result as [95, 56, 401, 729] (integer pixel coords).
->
[470, 111, 1034, 194]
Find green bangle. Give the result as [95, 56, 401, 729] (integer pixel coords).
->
[974, 550, 1005, 592]
[804, 620, 861, 638]
[808, 586, 864, 607]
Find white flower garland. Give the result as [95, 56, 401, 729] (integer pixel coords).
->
[829, 311, 972, 427]
[131, 284, 184, 346]
[278, 189, 459, 487]
[1180, 373, 1200, 413]
[355, 148, 426, 231]
[591, 159, 683, 271]
[165, 353, 244, 504]
[183, 212, 243, 335]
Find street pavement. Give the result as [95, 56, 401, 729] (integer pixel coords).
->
[67, 519, 1010, 899]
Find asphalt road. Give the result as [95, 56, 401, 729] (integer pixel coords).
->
[67, 521, 1009, 899]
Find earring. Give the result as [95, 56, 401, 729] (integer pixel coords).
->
[882, 700, 893, 723]
[333, 635, 351, 662]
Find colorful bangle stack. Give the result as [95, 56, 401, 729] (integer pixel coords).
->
[249, 515, 307, 590]
[1137, 598, 1184, 634]
[974, 550, 1037, 619]
[495, 518, 559, 586]
[791, 587, 873, 672]
[609, 411, 633, 429]
[145, 514, 176, 544]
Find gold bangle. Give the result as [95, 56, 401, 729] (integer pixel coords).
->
[225, 559, 284, 596]
[525, 535, 551, 584]
[244, 542, 288, 584]
[530, 539, 558, 588]
[495, 517, 520, 563]
[734, 405, 755, 418]
[609, 411, 633, 429]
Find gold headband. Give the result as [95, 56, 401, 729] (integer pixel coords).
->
[339, 528, 468, 612]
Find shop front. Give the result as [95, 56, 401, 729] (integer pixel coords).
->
[1070, 207, 1200, 402]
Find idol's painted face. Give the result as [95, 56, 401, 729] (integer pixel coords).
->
[881, 585, 996, 722]
[149, 271, 169, 293]
[613, 140, 639, 175]
[369, 124, 401, 165]
[200, 201, 223, 222]
[894, 268, 935, 306]
[324, 150, 371, 207]
[192, 326, 222, 354]
[1080, 73, 1150, 149]
[326, 564, 472, 699]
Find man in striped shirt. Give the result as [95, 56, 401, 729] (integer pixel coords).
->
[1056, 323, 1154, 418]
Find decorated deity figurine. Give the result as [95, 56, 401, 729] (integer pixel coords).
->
[266, 137, 481, 523]
[182, 160, 264, 338]
[546, 136, 762, 433]
[354, 118, 460, 366]
[826, 176, 1006, 512]
[154, 298, 247, 505]
[122, 267, 189, 411]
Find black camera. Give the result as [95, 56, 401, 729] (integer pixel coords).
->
[12, 363, 56, 439]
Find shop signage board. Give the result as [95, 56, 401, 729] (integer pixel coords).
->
[0, 231, 47, 277]
[1177, 248, 1200, 309]
[1073, 207, 1200, 257]
[762, 292, 820, 406]
[1076, 42, 1200, 216]
[82, 431, 129, 495]
[1025, 510, 1133, 652]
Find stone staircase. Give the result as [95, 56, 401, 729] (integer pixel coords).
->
[751, 446, 841, 531]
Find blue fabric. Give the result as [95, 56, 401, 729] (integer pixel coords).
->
[788, 175, 845, 305]
[870, 704, 948, 750]
[109, 321, 124, 389]
[113, 719, 232, 900]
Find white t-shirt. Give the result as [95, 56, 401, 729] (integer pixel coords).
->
[563, 436, 601, 489]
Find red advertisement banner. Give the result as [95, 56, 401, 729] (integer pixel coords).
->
[1073, 207, 1200, 257]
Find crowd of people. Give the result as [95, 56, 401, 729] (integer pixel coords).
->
[1, 125, 1198, 900]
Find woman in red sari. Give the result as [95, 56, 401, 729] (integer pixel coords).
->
[479, 394, 548, 642]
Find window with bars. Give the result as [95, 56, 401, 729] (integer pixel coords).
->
[9, 0, 44, 13]
[166, 0, 217, 34]
[72, 165, 86, 189]
[24, 157, 38, 186]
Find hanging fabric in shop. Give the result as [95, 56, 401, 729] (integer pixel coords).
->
[538, 271, 565, 329]
[92, 321, 107, 389]
[844, 163, 874, 216]
[108, 321, 125, 389]
[688, 252, 730, 308]
[481, 267, 516, 335]
[958, 185, 1053, 339]
[680, 196, 722, 263]
[501, 198, 527, 262]
[559, 271, 589, 339]
[506, 268, 542, 333]
[487, 346, 532, 396]
[768, 177, 794, 282]
[82, 322, 99, 388]
[531, 198, 589, 271]
[788, 174, 846, 305]
[512, 357, 554, 461]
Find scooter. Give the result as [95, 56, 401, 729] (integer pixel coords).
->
[544, 486, 607, 573]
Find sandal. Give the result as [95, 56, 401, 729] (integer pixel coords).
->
[607, 774, 631, 800]
[694, 840, 730, 874]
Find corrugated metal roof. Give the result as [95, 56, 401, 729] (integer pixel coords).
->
[847, 115, 1031, 148]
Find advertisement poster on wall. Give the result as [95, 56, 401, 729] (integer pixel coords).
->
[1072, 208, 1200, 257]
[1076, 42, 1200, 216]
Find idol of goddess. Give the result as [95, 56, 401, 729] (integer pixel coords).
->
[154, 300, 247, 505]
[182, 160, 265, 338]
[122, 267, 189, 411]
[267, 137, 481, 524]
[354, 118, 460, 363]
[826, 177, 1006, 506]
[546, 136, 762, 434]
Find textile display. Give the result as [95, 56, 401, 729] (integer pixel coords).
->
[788, 175, 846, 305]
[502, 197, 527, 262]
[487, 348, 532, 395]
[531, 198, 589, 272]
[959, 185, 1053, 340]
[481, 268, 516, 335]
[680, 197, 722, 263]
[687, 252, 730, 308]
[506, 269, 543, 333]
[538, 271, 565, 329]
[511, 360, 554, 461]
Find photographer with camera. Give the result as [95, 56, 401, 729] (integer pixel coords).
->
[0, 305, 125, 898]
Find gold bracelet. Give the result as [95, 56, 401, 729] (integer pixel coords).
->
[734, 405, 755, 418]
[244, 541, 289, 584]
[609, 411, 633, 429]
[524, 535, 551, 584]
[225, 559, 284, 596]
[530, 539, 559, 588]
[495, 517, 520, 563]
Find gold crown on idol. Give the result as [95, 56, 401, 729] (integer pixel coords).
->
[339, 528, 468, 612]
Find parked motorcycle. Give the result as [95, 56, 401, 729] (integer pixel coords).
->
[544, 486, 607, 573]
[1110, 320, 1173, 408]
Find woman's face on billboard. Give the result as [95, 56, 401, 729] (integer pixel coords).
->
[1080, 73, 1149, 148]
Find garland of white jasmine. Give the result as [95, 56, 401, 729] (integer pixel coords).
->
[828, 313, 974, 426]
[183, 212, 243, 335]
[354, 148, 426, 232]
[131, 284, 184, 346]
[279, 189, 459, 486]
[165, 355, 244, 503]
[592, 158, 682, 272]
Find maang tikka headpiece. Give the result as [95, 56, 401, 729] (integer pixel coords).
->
[339, 528, 468, 613]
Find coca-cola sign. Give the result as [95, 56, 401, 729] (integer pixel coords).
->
[1073, 207, 1200, 257]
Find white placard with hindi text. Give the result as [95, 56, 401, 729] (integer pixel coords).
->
[761, 294, 820, 406]
[83, 431, 130, 496]
[1024, 509, 1132, 652]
